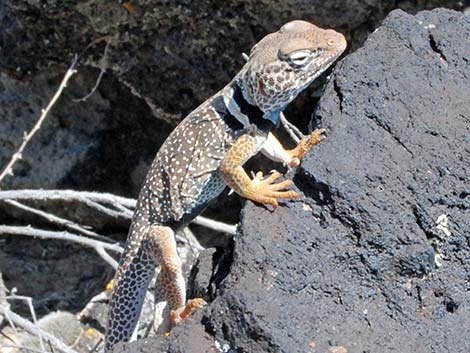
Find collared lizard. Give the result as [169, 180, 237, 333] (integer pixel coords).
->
[105, 20, 346, 351]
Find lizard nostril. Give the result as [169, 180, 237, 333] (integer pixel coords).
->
[327, 39, 336, 46]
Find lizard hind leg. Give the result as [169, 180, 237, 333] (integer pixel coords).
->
[147, 225, 206, 328]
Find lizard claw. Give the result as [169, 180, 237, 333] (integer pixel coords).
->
[250, 170, 299, 207]
[170, 298, 207, 325]
[310, 128, 326, 142]
[287, 128, 326, 163]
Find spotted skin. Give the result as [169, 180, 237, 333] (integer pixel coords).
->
[105, 20, 346, 352]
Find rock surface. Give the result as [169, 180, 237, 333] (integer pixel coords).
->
[114, 8, 470, 353]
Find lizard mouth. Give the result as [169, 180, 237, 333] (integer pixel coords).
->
[315, 49, 343, 73]
[300, 49, 345, 86]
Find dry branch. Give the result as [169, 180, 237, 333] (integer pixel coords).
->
[0, 272, 6, 328]
[0, 225, 122, 269]
[0, 304, 79, 353]
[280, 112, 304, 144]
[6, 294, 45, 352]
[191, 215, 237, 236]
[0, 189, 135, 208]
[0, 189, 237, 235]
[1, 344, 49, 353]
[0, 56, 79, 185]
[0, 189, 236, 270]
[73, 38, 112, 103]
[3, 199, 114, 243]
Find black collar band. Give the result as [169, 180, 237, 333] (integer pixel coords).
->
[211, 82, 274, 133]
[232, 82, 264, 121]
[232, 82, 273, 131]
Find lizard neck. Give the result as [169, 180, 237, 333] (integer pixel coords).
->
[222, 78, 280, 129]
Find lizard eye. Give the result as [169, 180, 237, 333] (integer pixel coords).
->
[287, 49, 313, 67]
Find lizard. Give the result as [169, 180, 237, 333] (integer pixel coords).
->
[105, 20, 346, 352]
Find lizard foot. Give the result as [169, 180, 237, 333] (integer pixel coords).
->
[287, 128, 326, 166]
[248, 170, 299, 208]
[170, 298, 207, 325]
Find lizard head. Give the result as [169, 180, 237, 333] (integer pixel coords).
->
[238, 20, 347, 122]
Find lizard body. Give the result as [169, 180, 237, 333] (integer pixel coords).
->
[105, 20, 346, 351]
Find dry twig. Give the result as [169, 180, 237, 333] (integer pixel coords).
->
[0, 56, 79, 185]
[0, 225, 123, 269]
[280, 112, 304, 144]
[73, 38, 112, 103]
[2, 199, 114, 243]
[0, 304, 79, 353]
[1, 344, 50, 353]
[0, 189, 236, 270]
[0, 272, 7, 328]
[191, 215, 237, 236]
[0, 189, 237, 235]
[6, 294, 45, 352]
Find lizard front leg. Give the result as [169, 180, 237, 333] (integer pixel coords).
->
[220, 133, 299, 207]
[287, 128, 326, 164]
[260, 130, 326, 168]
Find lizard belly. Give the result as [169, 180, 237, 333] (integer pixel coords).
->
[185, 171, 227, 214]
[140, 104, 238, 225]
